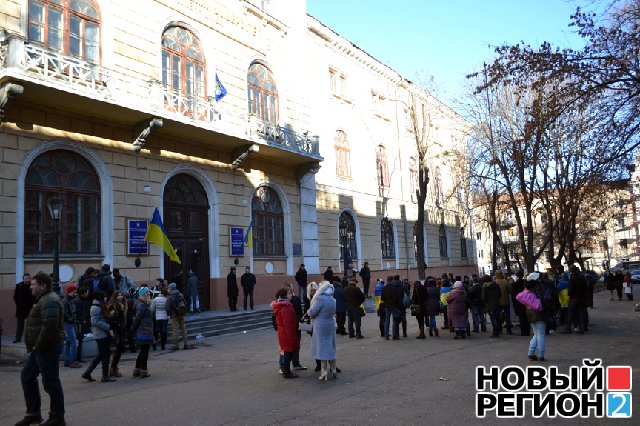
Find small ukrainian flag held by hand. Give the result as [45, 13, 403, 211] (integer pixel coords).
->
[214, 72, 227, 102]
[145, 208, 181, 264]
[244, 220, 253, 248]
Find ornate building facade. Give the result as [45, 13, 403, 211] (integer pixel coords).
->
[0, 0, 474, 330]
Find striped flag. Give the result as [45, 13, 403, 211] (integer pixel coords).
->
[144, 208, 181, 264]
[244, 220, 253, 248]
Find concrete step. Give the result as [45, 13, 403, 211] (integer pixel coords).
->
[185, 310, 273, 340]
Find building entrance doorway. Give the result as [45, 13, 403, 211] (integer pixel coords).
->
[163, 174, 210, 310]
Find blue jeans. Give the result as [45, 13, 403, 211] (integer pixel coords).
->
[63, 323, 77, 365]
[427, 315, 437, 333]
[21, 346, 65, 417]
[298, 285, 307, 302]
[528, 321, 546, 358]
[471, 306, 486, 332]
[488, 309, 502, 336]
[384, 308, 399, 338]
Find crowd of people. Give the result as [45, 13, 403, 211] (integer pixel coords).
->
[270, 263, 628, 381]
[13, 265, 197, 426]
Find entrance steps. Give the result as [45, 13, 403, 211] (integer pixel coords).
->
[184, 307, 273, 340]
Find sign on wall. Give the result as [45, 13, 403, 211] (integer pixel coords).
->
[229, 226, 244, 257]
[127, 218, 149, 256]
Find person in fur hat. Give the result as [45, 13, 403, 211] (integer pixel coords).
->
[308, 281, 337, 380]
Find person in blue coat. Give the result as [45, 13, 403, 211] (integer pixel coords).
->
[308, 282, 337, 380]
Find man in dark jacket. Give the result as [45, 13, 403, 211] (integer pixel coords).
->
[511, 270, 529, 336]
[17, 271, 65, 426]
[62, 284, 80, 368]
[332, 277, 348, 335]
[75, 286, 91, 361]
[323, 267, 334, 282]
[359, 262, 372, 299]
[240, 267, 257, 311]
[295, 264, 308, 302]
[381, 276, 404, 339]
[13, 273, 34, 343]
[227, 267, 239, 312]
[481, 275, 502, 337]
[97, 264, 115, 299]
[468, 277, 486, 333]
[562, 266, 587, 334]
[344, 279, 366, 339]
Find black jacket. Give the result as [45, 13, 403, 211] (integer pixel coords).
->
[241, 272, 257, 291]
[412, 283, 428, 315]
[344, 285, 365, 307]
[295, 268, 308, 287]
[14, 282, 35, 319]
[381, 282, 404, 310]
[227, 272, 238, 296]
[468, 284, 484, 307]
[359, 266, 371, 282]
[568, 273, 587, 299]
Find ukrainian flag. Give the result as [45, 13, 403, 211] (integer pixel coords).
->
[145, 208, 181, 264]
[244, 219, 253, 248]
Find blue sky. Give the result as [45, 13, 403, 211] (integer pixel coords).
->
[307, 0, 596, 104]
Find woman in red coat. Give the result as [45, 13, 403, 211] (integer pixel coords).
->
[271, 288, 300, 379]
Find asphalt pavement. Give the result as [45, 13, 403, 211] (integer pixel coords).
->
[0, 289, 638, 425]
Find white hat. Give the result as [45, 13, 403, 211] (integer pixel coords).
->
[526, 272, 540, 281]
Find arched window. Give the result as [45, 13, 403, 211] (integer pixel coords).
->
[25, 149, 100, 255]
[247, 62, 278, 124]
[381, 218, 395, 259]
[376, 145, 389, 188]
[28, 0, 101, 62]
[252, 186, 284, 256]
[335, 130, 351, 178]
[439, 224, 448, 258]
[339, 211, 358, 261]
[460, 227, 468, 258]
[162, 25, 206, 103]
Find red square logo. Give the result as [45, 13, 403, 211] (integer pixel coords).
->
[607, 366, 632, 391]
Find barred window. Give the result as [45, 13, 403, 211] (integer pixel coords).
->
[439, 224, 448, 258]
[460, 227, 468, 258]
[252, 186, 284, 256]
[25, 150, 100, 255]
[339, 211, 358, 261]
[381, 218, 395, 259]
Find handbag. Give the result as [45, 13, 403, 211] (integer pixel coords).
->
[135, 305, 154, 343]
[410, 287, 421, 316]
[359, 305, 366, 317]
[299, 313, 312, 333]
[516, 289, 543, 312]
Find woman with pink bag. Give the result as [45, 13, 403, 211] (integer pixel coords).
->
[516, 273, 547, 361]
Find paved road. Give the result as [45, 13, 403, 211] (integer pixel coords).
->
[1, 290, 638, 425]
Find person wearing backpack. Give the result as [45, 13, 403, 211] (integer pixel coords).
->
[97, 264, 115, 300]
[540, 273, 559, 334]
[166, 283, 189, 350]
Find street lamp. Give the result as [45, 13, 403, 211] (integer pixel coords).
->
[47, 196, 63, 296]
[339, 226, 348, 279]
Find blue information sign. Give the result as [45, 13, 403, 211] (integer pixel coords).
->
[230, 226, 244, 257]
[128, 219, 149, 256]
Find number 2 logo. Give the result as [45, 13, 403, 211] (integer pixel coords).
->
[607, 393, 632, 418]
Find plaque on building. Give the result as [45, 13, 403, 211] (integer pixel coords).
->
[127, 219, 149, 256]
[229, 226, 245, 257]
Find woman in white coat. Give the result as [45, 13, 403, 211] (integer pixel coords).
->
[308, 281, 337, 380]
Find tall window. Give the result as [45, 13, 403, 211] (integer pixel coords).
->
[381, 218, 395, 259]
[25, 150, 100, 255]
[339, 211, 358, 261]
[434, 166, 443, 206]
[335, 130, 351, 178]
[28, 0, 101, 62]
[252, 186, 284, 256]
[376, 145, 389, 188]
[439, 224, 448, 258]
[162, 26, 206, 100]
[460, 227, 468, 258]
[248, 62, 278, 124]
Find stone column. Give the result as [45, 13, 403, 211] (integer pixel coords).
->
[299, 168, 320, 274]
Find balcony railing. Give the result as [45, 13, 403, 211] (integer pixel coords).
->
[1, 35, 320, 158]
[247, 114, 320, 156]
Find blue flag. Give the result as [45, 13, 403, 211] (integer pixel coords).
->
[214, 73, 227, 102]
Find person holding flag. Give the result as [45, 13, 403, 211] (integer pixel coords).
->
[144, 208, 181, 264]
